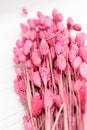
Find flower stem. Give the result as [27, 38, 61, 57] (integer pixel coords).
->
[83, 87, 87, 130]
[26, 72, 36, 130]
[52, 104, 64, 130]
[64, 102, 68, 130]
[45, 107, 51, 130]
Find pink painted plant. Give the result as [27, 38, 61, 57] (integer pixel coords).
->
[13, 8, 87, 130]
[22, 7, 28, 15]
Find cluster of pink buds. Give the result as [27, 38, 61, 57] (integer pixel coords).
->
[13, 8, 87, 130]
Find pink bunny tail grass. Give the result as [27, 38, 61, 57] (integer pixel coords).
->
[13, 8, 87, 130]
[22, 8, 28, 15]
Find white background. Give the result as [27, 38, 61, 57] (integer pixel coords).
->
[0, 0, 87, 130]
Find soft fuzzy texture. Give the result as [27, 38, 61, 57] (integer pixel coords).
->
[13, 8, 87, 130]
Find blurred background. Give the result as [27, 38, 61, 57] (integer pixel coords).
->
[0, 0, 87, 130]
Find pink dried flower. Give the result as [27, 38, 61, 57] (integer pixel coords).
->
[20, 23, 28, 33]
[76, 32, 87, 46]
[31, 71, 41, 88]
[14, 77, 26, 101]
[69, 49, 77, 63]
[24, 30, 31, 39]
[74, 80, 87, 113]
[44, 89, 54, 108]
[25, 60, 32, 68]
[39, 66, 50, 86]
[67, 17, 73, 30]
[56, 54, 66, 71]
[70, 43, 79, 54]
[53, 69, 59, 85]
[79, 45, 87, 62]
[39, 31, 46, 39]
[53, 95, 63, 108]
[72, 56, 82, 70]
[57, 22, 65, 30]
[74, 79, 85, 93]
[13, 8, 87, 130]
[57, 13, 63, 22]
[31, 92, 43, 117]
[27, 19, 36, 29]
[54, 42, 62, 55]
[19, 52, 26, 62]
[32, 41, 37, 50]
[44, 16, 53, 28]
[30, 30, 36, 41]
[38, 15, 45, 25]
[14, 78, 19, 92]
[79, 62, 87, 79]
[13, 56, 19, 64]
[23, 116, 33, 130]
[61, 43, 69, 58]
[50, 46, 56, 59]
[13, 46, 21, 56]
[73, 24, 82, 31]
[62, 29, 69, 40]
[39, 39, 49, 55]
[23, 40, 32, 55]
[22, 8, 28, 15]
[31, 50, 41, 66]
[15, 67, 22, 76]
[16, 40, 24, 48]
[52, 8, 58, 22]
